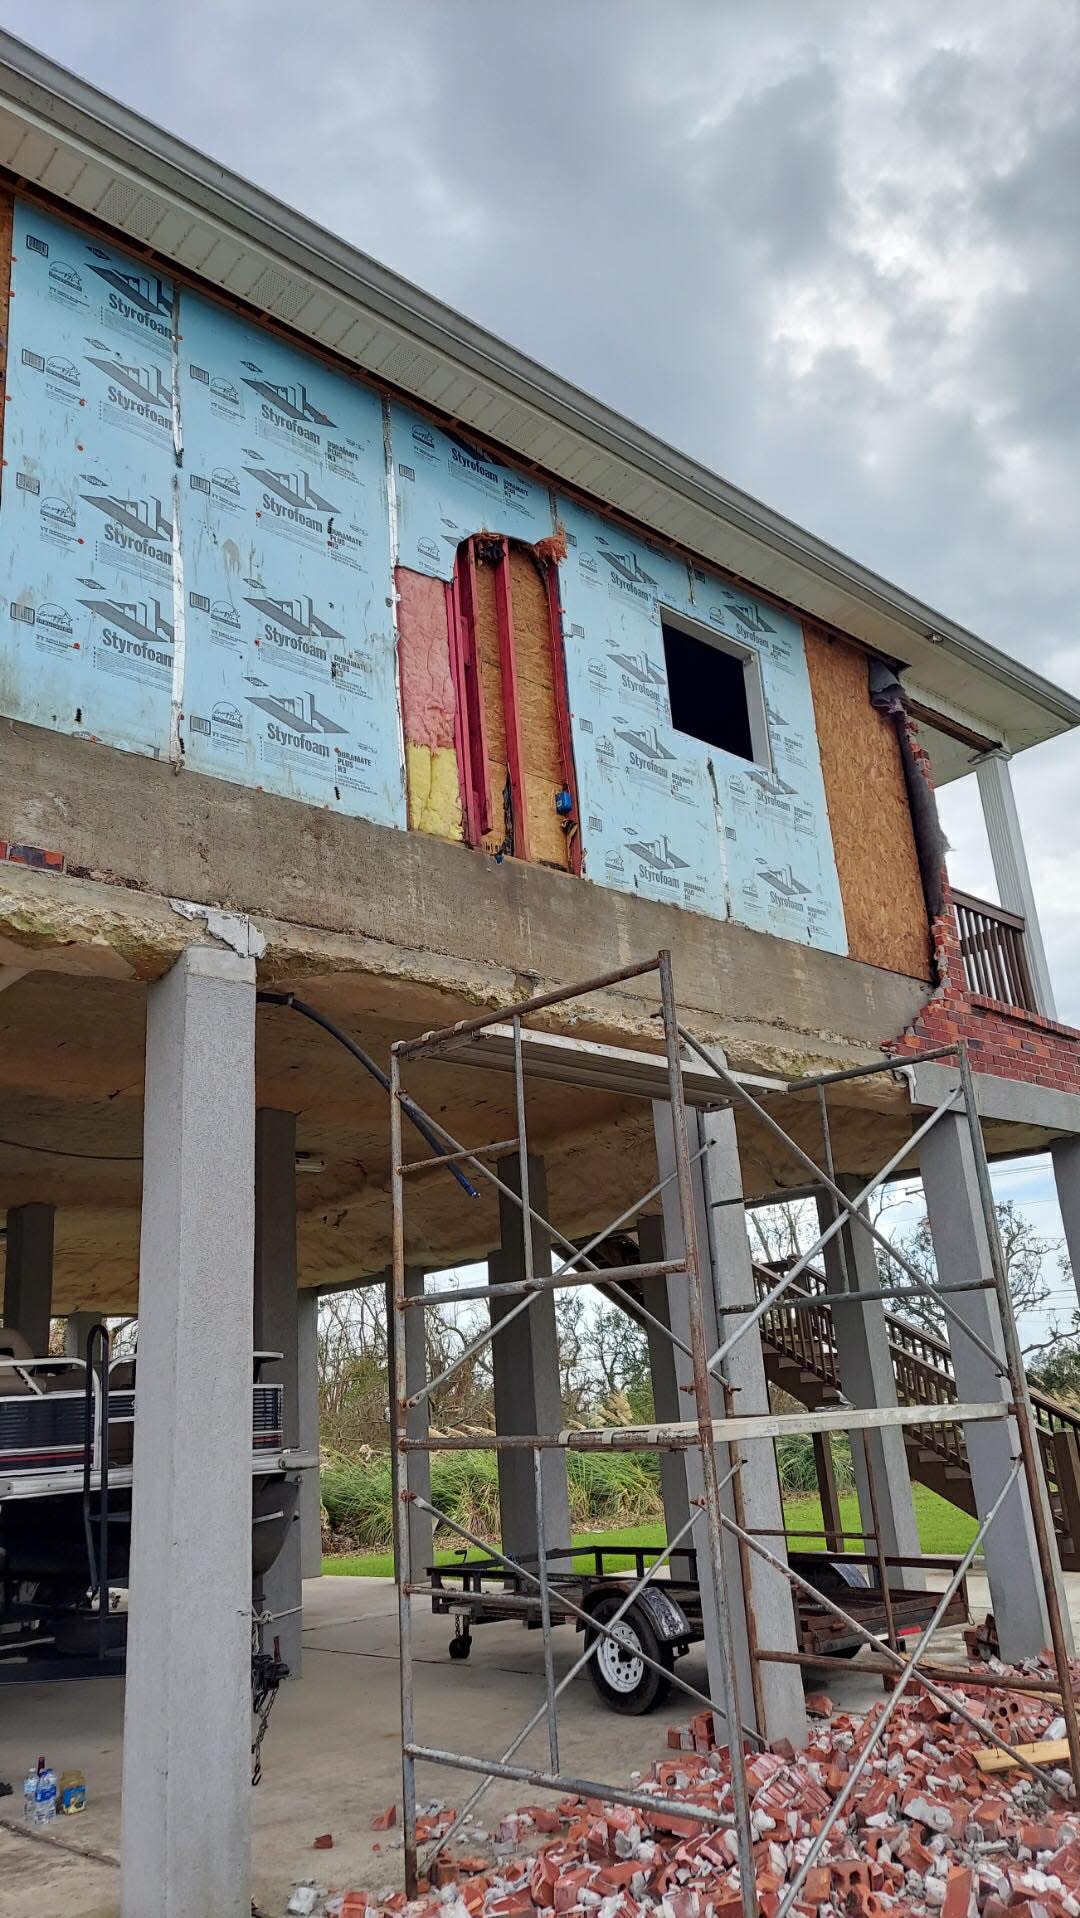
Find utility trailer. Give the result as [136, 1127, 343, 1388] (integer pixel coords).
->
[429, 1543, 968, 1714]
[0, 1328, 310, 1680]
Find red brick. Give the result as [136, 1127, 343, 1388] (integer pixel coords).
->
[804, 1693, 833, 1719]
[942, 1866, 973, 1918]
[553, 1867, 595, 1912]
[801, 1867, 831, 1899]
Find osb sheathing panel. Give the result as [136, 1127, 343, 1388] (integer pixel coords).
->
[804, 628, 931, 980]
[473, 557, 509, 852]
[396, 567, 463, 842]
[508, 548, 570, 870]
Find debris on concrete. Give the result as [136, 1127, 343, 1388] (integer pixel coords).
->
[344, 1658, 1080, 1918]
[286, 1887, 327, 1917]
[964, 1616, 1000, 1663]
[314, 1834, 335, 1850]
[373, 1807, 399, 1831]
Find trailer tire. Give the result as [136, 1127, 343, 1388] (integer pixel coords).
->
[584, 1595, 672, 1715]
[448, 1634, 471, 1660]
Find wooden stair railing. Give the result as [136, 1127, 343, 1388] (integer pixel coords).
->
[586, 1235, 1080, 1569]
[756, 1259, 1080, 1566]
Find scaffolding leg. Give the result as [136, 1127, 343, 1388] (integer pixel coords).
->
[390, 1051, 420, 1898]
[957, 1043, 1080, 1793]
[658, 952, 757, 1918]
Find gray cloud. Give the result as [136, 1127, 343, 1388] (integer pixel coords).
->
[1, 0, 1079, 1010]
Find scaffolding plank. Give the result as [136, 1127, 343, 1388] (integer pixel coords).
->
[402, 1402, 1010, 1452]
[563, 1401, 1010, 1447]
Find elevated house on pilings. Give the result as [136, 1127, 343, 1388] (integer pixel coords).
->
[0, 32, 1080, 1915]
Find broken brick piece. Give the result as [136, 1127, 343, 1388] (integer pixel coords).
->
[804, 1693, 833, 1719]
[371, 1804, 397, 1830]
[941, 1865, 974, 1918]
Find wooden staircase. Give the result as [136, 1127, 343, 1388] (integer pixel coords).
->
[756, 1261, 1080, 1571]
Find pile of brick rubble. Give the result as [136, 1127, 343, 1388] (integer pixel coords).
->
[327, 1654, 1080, 1918]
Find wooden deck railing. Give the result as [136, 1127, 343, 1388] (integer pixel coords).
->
[951, 888, 1038, 1012]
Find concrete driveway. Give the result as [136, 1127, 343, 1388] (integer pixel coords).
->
[0, 1569, 1055, 1918]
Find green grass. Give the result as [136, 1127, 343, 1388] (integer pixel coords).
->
[322, 1488, 978, 1575]
[321, 1449, 663, 1558]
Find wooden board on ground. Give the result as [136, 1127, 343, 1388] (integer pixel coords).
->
[974, 1737, 1070, 1774]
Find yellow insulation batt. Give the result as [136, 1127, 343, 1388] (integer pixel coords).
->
[406, 742, 463, 841]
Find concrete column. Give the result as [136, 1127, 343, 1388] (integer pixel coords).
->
[121, 947, 256, 1918]
[815, 1181, 923, 1589]
[253, 1108, 302, 1677]
[386, 1268, 432, 1576]
[921, 1109, 1067, 1659]
[812, 1434, 844, 1549]
[489, 1153, 571, 1566]
[1050, 1136, 1080, 1315]
[653, 1101, 807, 1749]
[297, 1289, 323, 1579]
[976, 752, 1056, 1017]
[3, 1203, 54, 1352]
[702, 1107, 806, 1744]
[63, 1310, 100, 1359]
[637, 1214, 691, 1570]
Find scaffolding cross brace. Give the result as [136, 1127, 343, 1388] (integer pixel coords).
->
[388, 950, 1080, 1917]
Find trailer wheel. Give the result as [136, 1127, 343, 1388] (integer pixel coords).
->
[584, 1595, 672, 1715]
[448, 1635, 471, 1660]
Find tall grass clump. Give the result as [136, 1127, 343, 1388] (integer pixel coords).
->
[321, 1447, 663, 1554]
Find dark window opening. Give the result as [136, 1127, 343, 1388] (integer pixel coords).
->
[661, 619, 756, 762]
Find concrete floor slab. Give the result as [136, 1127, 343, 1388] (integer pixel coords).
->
[0, 1570, 1073, 1918]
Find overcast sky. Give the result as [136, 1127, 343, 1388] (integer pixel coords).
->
[4, 2, 1076, 1325]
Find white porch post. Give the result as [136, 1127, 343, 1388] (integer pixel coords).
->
[976, 753, 1056, 1017]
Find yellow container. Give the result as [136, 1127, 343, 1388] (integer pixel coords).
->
[58, 1770, 86, 1815]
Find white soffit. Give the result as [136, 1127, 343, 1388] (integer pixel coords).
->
[0, 33, 1077, 779]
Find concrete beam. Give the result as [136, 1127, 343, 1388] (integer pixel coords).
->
[489, 1154, 571, 1566]
[815, 1183, 923, 1589]
[0, 738, 933, 1083]
[120, 946, 256, 1918]
[297, 1288, 323, 1579]
[253, 1108, 303, 1677]
[3, 1202, 54, 1352]
[909, 1064, 1080, 1135]
[920, 1109, 1068, 1660]
[976, 753, 1056, 1018]
[386, 1268, 432, 1577]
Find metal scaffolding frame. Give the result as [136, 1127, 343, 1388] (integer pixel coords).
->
[388, 951, 1080, 1918]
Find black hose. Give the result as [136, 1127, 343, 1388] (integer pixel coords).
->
[256, 992, 478, 1199]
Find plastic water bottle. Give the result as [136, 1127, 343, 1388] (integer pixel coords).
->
[22, 1761, 37, 1823]
[33, 1758, 57, 1826]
